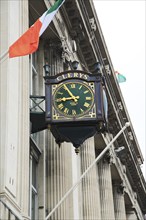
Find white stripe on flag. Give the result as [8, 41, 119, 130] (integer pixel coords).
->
[39, 10, 57, 36]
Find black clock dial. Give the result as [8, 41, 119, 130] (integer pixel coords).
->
[53, 82, 94, 118]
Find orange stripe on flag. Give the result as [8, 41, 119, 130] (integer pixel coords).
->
[9, 19, 42, 58]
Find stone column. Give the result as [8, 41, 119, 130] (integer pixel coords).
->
[45, 42, 74, 220]
[80, 137, 101, 220]
[113, 182, 126, 220]
[98, 153, 115, 220]
[0, 202, 7, 220]
[46, 133, 73, 220]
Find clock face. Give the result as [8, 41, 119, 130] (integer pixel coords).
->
[53, 81, 94, 118]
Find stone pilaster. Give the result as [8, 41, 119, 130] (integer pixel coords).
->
[18, 1, 30, 219]
[98, 154, 115, 220]
[113, 182, 126, 220]
[80, 137, 101, 220]
[0, 0, 9, 195]
[0, 0, 30, 219]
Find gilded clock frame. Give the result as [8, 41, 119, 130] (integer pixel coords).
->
[51, 80, 97, 121]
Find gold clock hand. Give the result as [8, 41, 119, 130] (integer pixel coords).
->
[61, 96, 79, 101]
[63, 84, 77, 102]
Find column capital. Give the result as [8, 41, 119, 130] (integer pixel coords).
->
[61, 37, 72, 62]
[113, 181, 125, 195]
[44, 40, 62, 54]
[103, 149, 116, 164]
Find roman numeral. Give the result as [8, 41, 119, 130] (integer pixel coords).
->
[72, 110, 76, 115]
[58, 103, 64, 109]
[86, 97, 92, 100]
[56, 98, 62, 102]
[64, 108, 69, 114]
[70, 84, 76, 88]
[84, 90, 89, 94]
[84, 102, 90, 108]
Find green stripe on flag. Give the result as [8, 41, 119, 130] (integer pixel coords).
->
[115, 71, 126, 83]
[117, 74, 126, 83]
[46, 0, 64, 14]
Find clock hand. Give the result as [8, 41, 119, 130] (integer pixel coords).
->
[56, 96, 79, 102]
[63, 85, 78, 102]
[61, 96, 79, 101]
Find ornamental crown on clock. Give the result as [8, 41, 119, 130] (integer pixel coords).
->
[53, 81, 95, 118]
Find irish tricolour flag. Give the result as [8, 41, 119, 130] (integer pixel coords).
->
[115, 71, 126, 83]
[9, 0, 65, 58]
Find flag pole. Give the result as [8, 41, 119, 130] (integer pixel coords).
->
[0, 50, 9, 62]
[45, 122, 130, 220]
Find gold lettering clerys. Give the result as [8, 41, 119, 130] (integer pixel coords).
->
[67, 73, 72, 78]
[56, 72, 89, 82]
[57, 76, 62, 81]
[62, 74, 67, 79]
[57, 74, 67, 81]
[73, 72, 79, 77]
[79, 73, 88, 80]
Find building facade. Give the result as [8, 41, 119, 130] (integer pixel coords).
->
[0, 0, 146, 220]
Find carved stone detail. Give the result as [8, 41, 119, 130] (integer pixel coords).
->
[105, 64, 111, 75]
[61, 37, 72, 62]
[103, 149, 116, 164]
[113, 182, 126, 195]
[89, 17, 97, 31]
[118, 101, 123, 110]
[122, 165, 126, 173]
[128, 132, 133, 140]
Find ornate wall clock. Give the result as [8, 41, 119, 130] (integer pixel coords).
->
[45, 70, 108, 152]
[52, 81, 96, 121]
